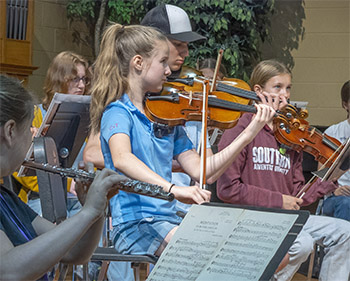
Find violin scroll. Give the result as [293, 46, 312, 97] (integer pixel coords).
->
[273, 105, 342, 167]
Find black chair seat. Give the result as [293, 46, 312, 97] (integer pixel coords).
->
[91, 247, 158, 264]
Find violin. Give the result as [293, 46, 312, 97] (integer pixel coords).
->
[145, 81, 257, 129]
[144, 67, 259, 129]
[273, 104, 343, 168]
[167, 66, 260, 102]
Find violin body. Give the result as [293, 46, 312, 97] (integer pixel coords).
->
[144, 66, 258, 129]
[274, 104, 342, 167]
[144, 81, 254, 129]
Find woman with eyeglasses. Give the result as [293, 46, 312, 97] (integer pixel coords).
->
[12, 51, 92, 217]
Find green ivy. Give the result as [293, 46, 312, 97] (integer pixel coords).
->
[67, 0, 303, 81]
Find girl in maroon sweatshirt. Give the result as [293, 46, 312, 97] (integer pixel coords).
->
[217, 60, 350, 281]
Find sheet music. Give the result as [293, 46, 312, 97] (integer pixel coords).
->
[147, 205, 298, 281]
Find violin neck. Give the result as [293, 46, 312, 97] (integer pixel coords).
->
[216, 83, 260, 101]
[208, 97, 256, 114]
[167, 76, 260, 102]
[167, 77, 194, 86]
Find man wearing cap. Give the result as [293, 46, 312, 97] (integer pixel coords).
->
[141, 3, 205, 76]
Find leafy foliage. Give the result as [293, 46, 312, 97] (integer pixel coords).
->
[67, 0, 304, 81]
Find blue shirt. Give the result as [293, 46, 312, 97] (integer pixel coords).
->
[100, 94, 193, 225]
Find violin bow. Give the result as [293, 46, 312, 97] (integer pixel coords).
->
[199, 49, 224, 190]
[199, 80, 210, 190]
[296, 145, 342, 198]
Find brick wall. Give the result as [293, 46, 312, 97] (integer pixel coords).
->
[28, 0, 93, 99]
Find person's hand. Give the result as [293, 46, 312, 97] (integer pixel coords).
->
[275, 253, 290, 273]
[334, 185, 350, 196]
[257, 92, 288, 111]
[282, 195, 303, 210]
[244, 104, 275, 139]
[75, 162, 95, 205]
[171, 185, 211, 204]
[76, 163, 128, 219]
[30, 127, 39, 139]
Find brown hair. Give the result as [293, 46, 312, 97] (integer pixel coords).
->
[0, 75, 34, 127]
[90, 23, 167, 132]
[341, 80, 350, 117]
[42, 51, 91, 110]
[250, 60, 291, 88]
[341, 80, 349, 104]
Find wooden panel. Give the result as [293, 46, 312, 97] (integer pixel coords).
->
[0, 38, 3, 63]
[4, 39, 31, 65]
[0, 63, 38, 86]
[0, 0, 37, 81]
[0, 1, 5, 39]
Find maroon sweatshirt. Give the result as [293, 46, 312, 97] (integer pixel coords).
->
[217, 113, 337, 209]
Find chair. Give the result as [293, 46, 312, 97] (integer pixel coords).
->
[35, 136, 158, 281]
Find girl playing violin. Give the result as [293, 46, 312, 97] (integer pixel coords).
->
[89, 23, 275, 258]
[0, 75, 125, 280]
[217, 60, 350, 281]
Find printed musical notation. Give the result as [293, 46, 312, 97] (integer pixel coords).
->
[147, 205, 298, 281]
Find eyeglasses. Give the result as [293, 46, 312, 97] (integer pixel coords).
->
[71, 76, 90, 85]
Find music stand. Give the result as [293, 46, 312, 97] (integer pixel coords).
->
[18, 93, 91, 222]
[19, 93, 91, 176]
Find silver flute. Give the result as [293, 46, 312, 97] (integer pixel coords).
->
[22, 160, 174, 201]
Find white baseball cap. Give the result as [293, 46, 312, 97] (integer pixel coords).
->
[141, 4, 206, 42]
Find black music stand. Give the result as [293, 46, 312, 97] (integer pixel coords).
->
[22, 93, 91, 222]
[37, 93, 91, 168]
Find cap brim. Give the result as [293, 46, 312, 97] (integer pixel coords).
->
[167, 31, 206, 43]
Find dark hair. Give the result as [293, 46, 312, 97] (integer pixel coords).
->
[0, 75, 34, 127]
[341, 80, 349, 103]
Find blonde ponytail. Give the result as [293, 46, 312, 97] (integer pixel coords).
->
[90, 23, 167, 132]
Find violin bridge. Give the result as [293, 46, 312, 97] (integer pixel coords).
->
[189, 90, 193, 105]
[310, 127, 316, 136]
